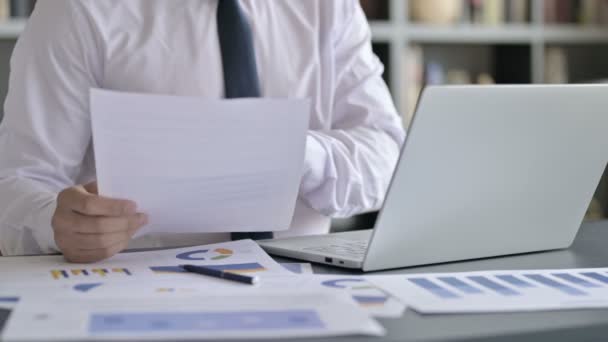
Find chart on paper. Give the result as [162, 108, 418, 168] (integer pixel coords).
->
[50, 268, 132, 280]
[317, 276, 406, 317]
[88, 310, 324, 334]
[0, 240, 290, 285]
[376, 268, 608, 313]
[174, 248, 234, 261]
[2, 293, 385, 340]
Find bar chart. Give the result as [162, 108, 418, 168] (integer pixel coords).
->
[375, 268, 608, 313]
[88, 310, 325, 334]
[50, 268, 132, 280]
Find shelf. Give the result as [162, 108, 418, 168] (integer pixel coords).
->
[0, 19, 26, 39]
[543, 25, 608, 44]
[406, 24, 538, 44]
[370, 22, 608, 45]
[370, 23, 540, 44]
[369, 21, 395, 42]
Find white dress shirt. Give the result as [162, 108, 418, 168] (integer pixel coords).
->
[0, 0, 405, 256]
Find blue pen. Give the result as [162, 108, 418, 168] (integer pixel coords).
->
[180, 264, 259, 285]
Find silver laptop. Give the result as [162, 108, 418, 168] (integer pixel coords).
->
[258, 85, 608, 272]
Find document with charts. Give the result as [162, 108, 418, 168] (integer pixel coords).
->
[371, 268, 608, 313]
[0, 240, 289, 286]
[310, 275, 406, 318]
[90, 88, 310, 235]
[2, 292, 385, 340]
[18, 274, 405, 318]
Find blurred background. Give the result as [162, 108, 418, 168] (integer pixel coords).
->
[345, 0, 608, 230]
[0, 0, 605, 230]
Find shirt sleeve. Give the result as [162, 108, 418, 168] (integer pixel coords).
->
[299, 0, 406, 218]
[0, 0, 102, 256]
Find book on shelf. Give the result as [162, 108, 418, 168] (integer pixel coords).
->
[403, 45, 423, 126]
[506, 0, 529, 23]
[361, 0, 608, 26]
[482, 0, 506, 25]
[359, 0, 388, 20]
[544, 47, 569, 83]
[470, 0, 531, 25]
[405, 0, 531, 25]
[0, 0, 8, 20]
[403, 45, 496, 125]
[545, 0, 608, 25]
[601, 1, 608, 25]
[410, 0, 464, 25]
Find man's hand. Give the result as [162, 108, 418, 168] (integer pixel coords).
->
[52, 182, 147, 263]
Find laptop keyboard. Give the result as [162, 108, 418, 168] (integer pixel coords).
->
[302, 239, 369, 259]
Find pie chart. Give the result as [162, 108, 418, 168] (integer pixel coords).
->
[175, 248, 234, 261]
[321, 278, 375, 290]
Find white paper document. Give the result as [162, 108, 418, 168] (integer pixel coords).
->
[90, 89, 311, 234]
[373, 268, 608, 313]
[0, 240, 289, 286]
[0, 241, 388, 340]
[2, 292, 384, 341]
[36, 274, 405, 318]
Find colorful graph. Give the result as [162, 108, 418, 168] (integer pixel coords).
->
[175, 248, 233, 261]
[407, 271, 608, 300]
[50, 268, 132, 280]
[89, 310, 324, 334]
[321, 278, 389, 307]
[150, 262, 266, 275]
[73, 283, 104, 293]
[352, 295, 389, 306]
[321, 278, 375, 290]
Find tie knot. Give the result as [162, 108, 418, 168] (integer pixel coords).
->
[217, 0, 261, 98]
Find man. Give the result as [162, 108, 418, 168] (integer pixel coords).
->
[0, 0, 405, 262]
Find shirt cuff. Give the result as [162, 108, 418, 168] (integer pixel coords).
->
[300, 133, 328, 195]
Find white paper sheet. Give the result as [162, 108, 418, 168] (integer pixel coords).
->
[0, 240, 289, 285]
[65, 275, 403, 318]
[2, 292, 384, 340]
[0, 274, 403, 319]
[90, 89, 310, 234]
[372, 268, 608, 313]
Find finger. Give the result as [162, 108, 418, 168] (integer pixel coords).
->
[83, 181, 98, 194]
[63, 239, 130, 264]
[68, 231, 128, 250]
[67, 213, 148, 235]
[61, 187, 137, 217]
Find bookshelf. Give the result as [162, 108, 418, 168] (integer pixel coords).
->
[0, 3, 605, 124]
[363, 0, 608, 127]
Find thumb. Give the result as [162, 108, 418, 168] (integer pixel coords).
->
[83, 181, 99, 194]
